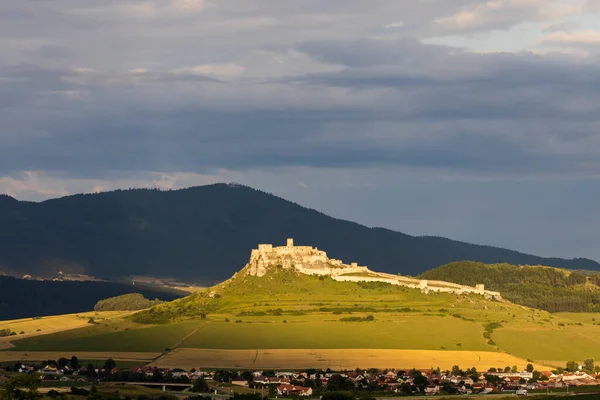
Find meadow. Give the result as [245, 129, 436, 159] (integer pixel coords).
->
[179, 316, 490, 350]
[4, 268, 600, 370]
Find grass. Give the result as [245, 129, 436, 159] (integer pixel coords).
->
[492, 323, 600, 364]
[180, 315, 490, 350]
[5, 268, 600, 369]
[0, 311, 130, 346]
[10, 320, 203, 352]
[0, 351, 157, 363]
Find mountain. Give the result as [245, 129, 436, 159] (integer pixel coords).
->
[0, 184, 598, 281]
[421, 261, 600, 312]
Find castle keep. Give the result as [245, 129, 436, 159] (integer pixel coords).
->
[244, 239, 502, 300]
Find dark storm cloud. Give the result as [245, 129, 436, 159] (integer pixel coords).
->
[1, 0, 600, 182]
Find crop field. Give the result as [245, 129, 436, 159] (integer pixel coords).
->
[4, 267, 599, 370]
[492, 323, 600, 365]
[10, 319, 204, 352]
[0, 351, 158, 363]
[0, 311, 131, 349]
[153, 348, 547, 371]
[180, 316, 490, 350]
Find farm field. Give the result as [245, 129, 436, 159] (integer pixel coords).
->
[179, 316, 490, 350]
[3, 266, 600, 370]
[0, 351, 157, 363]
[0, 311, 131, 349]
[10, 319, 203, 352]
[152, 348, 547, 371]
[492, 322, 600, 364]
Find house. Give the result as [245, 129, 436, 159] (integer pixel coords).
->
[231, 377, 249, 387]
[424, 385, 439, 394]
[277, 384, 313, 396]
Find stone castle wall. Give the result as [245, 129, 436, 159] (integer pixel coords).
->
[244, 239, 502, 300]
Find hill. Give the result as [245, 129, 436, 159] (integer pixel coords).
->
[420, 261, 600, 312]
[0, 184, 598, 281]
[94, 293, 166, 312]
[0, 277, 185, 320]
[7, 248, 600, 370]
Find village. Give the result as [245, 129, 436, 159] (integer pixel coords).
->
[2, 358, 600, 398]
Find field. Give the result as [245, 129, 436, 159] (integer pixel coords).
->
[0, 351, 157, 363]
[179, 316, 490, 350]
[0, 311, 130, 349]
[153, 348, 547, 371]
[2, 269, 600, 370]
[10, 320, 202, 352]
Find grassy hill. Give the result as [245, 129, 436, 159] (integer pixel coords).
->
[1, 184, 598, 281]
[420, 261, 600, 312]
[8, 265, 600, 369]
[94, 293, 165, 312]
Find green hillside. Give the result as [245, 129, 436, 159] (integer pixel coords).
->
[420, 261, 600, 312]
[9, 266, 600, 366]
[1, 184, 598, 281]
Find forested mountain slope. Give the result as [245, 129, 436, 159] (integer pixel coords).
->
[0, 277, 183, 320]
[0, 184, 598, 281]
[421, 261, 600, 312]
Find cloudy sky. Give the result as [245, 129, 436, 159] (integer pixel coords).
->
[2, 0, 600, 261]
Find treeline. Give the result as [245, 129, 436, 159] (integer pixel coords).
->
[420, 261, 600, 312]
[94, 293, 164, 311]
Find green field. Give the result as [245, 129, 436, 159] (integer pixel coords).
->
[493, 323, 600, 363]
[6, 267, 600, 367]
[11, 320, 202, 352]
[180, 315, 490, 350]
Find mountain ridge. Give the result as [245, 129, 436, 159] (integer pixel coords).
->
[0, 183, 598, 280]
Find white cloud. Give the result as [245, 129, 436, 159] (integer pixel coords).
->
[544, 30, 600, 44]
[384, 21, 405, 29]
[172, 0, 206, 12]
[172, 63, 246, 77]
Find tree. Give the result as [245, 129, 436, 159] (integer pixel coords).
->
[70, 356, 79, 370]
[0, 374, 41, 400]
[321, 392, 355, 400]
[192, 377, 209, 393]
[511, 365, 518, 373]
[327, 374, 355, 391]
[526, 363, 534, 373]
[566, 361, 579, 372]
[104, 358, 117, 372]
[504, 366, 511, 373]
[584, 359, 595, 372]
[240, 371, 254, 385]
[451, 365, 463, 376]
[86, 363, 96, 381]
[57, 358, 69, 369]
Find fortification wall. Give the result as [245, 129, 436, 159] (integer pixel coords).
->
[244, 239, 502, 300]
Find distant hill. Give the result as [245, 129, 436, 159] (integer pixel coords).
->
[0, 277, 184, 320]
[0, 184, 598, 281]
[94, 293, 165, 312]
[421, 261, 600, 312]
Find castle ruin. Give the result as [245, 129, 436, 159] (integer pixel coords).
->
[244, 239, 502, 300]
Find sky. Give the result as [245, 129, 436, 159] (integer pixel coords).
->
[1, 0, 600, 261]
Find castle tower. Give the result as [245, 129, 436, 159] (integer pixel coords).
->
[287, 238, 294, 247]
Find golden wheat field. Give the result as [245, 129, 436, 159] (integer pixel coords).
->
[151, 348, 549, 371]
